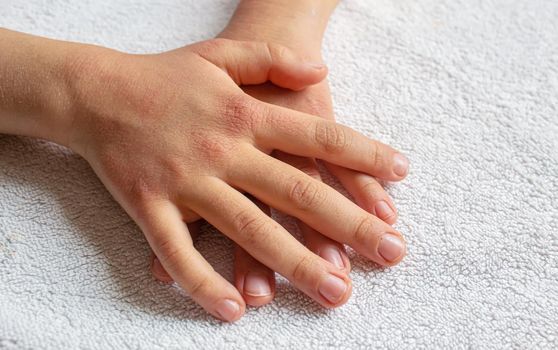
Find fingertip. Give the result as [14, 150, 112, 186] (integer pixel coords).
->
[373, 200, 399, 225]
[243, 293, 275, 308]
[236, 271, 276, 307]
[141, 201, 246, 322]
[392, 153, 410, 179]
[269, 61, 328, 91]
[335, 276, 353, 308]
[318, 271, 353, 308]
[215, 298, 246, 322]
[305, 62, 328, 81]
[150, 255, 174, 283]
[327, 165, 400, 225]
[376, 232, 407, 267]
[292, 62, 329, 91]
[318, 244, 352, 273]
[339, 246, 352, 273]
[233, 244, 275, 308]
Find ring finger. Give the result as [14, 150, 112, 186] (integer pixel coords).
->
[188, 177, 352, 308]
[228, 149, 406, 266]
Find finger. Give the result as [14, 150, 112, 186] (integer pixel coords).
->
[150, 220, 203, 283]
[274, 151, 351, 272]
[325, 162, 398, 225]
[138, 200, 245, 322]
[189, 177, 352, 308]
[233, 199, 275, 306]
[242, 82, 397, 223]
[244, 83, 398, 223]
[299, 224, 351, 271]
[150, 251, 174, 283]
[190, 38, 327, 90]
[150, 206, 277, 305]
[229, 149, 407, 266]
[234, 244, 276, 307]
[254, 102, 410, 181]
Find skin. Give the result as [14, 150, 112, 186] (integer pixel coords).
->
[0, 1, 408, 322]
[152, 0, 406, 308]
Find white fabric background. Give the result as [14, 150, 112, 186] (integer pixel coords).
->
[1, 0, 557, 349]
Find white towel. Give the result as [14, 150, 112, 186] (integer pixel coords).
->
[1, 0, 557, 348]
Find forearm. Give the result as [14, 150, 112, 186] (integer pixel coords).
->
[0, 29, 94, 146]
[220, 0, 339, 59]
[0, 1, 339, 144]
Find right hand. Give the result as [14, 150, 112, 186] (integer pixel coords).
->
[68, 38, 407, 321]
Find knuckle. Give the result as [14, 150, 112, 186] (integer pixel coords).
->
[291, 255, 317, 284]
[192, 133, 231, 164]
[266, 42, 287, 60]
[188, 274, 212, 298]
[156, 236, 188, 271]
[126, 175, 155, 202]
[287, 177, 327, 211]
[233, 209, 265, 233]
[233, 210, 272, 248]
[369, 142, 381, 169]
[220, 94, 261, 136]
[314, 122, 349, 155]
[123, 180, 166, 220]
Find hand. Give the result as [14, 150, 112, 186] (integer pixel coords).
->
[66, 39, 407, 322]
[246, 81, 402, 223]
[148, 1, 408, 309]
[150, 80, 405, 307]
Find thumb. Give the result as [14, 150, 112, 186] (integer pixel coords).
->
[190, 38, 327, 91]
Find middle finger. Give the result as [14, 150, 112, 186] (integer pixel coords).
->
[228, 149, 407, 266]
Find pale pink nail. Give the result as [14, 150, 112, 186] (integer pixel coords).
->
[215, 299, 240, 322]
[319, 246, 345, 269]
[318, 274, 347, 304]
[378, 234, 405, 262]
[244, 273, 271, 297]
[393, 153, 409, 177]
[375, 201, 395, 220]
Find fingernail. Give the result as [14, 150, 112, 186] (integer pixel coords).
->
[393, 153, 409, 177]
[378, 234, 405, 262]
[318, 274, 347, 304]
[308, 62, 326, 70]
[319, 246, 345, 269]
[375, 201, 395, 220]
[152, 258, 168, 277]
[215, 299, 241, 322]
[244, 273, 272, 297]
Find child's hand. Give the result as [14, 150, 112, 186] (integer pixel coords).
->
[150, 80, 406, 308]
[68, 39, 407, 321]
[144, 1, 408, 312]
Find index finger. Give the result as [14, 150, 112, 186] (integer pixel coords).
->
[253, 102, 409, 181]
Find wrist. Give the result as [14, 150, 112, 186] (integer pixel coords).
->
[219, 26, 322, 61]
[61, 45, 128, 155]
[220, 0, 338, 60]
[0, 29, 113, 149]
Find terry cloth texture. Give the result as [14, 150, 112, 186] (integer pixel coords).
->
[1, 0, 557, 349]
